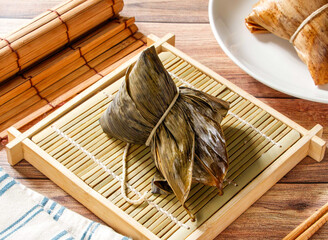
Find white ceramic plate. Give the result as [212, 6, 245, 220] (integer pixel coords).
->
[208, 0, 328, 103]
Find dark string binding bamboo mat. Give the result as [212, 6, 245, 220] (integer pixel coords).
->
[0, 0, 147, 143]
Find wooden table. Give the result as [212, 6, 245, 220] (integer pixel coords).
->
[0, 0, 327, 239]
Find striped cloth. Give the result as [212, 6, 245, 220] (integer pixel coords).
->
[0, 166, 131, 240]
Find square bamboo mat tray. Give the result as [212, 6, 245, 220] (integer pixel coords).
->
[6, 34, 326, 240]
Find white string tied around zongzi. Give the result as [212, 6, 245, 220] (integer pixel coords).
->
[51, 124, 190, 230]
[145, 88, 180, 146]
[121, 143, 148, 204]
[290, 3, 328, 43]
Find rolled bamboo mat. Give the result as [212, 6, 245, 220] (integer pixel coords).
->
[0, 17, 135, 105]
[0, 1, 147, 141]
[0, 0, 124, 83]
[0, 23, 146, 138]
[0, 38, 146, 137]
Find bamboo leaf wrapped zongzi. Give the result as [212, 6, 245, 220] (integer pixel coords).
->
[100, 46, 229, 220]
[245, 0, 328, 85]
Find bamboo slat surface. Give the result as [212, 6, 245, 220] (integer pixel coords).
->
[0, 0, 327, 239]
[0, 1, 147, 138]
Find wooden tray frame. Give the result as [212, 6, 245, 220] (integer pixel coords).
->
[6, 34, 326, 240]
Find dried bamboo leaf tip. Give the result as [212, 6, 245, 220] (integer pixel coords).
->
[99, 46, 231, 220]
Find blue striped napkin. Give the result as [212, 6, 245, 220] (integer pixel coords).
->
[0, 166, 131, 240]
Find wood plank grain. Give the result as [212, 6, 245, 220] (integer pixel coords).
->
[0, 0, 62, 19]
[0, 0, 209, 23]
[121, 0, 209, 23]
[0, 18, 31, 36]
[281, 156, 328, 183]
[215, 184, 328, 240]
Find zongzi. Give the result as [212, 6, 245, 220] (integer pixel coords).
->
[100, 46, 229, 220]
[245, 0, 328, 85]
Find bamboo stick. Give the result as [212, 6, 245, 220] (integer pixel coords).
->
[0, 95, 43, 127]
[0, 100, 53, 137]
[95, 34, 145, 71]
[38, 63, 91, 95]
[0, 0, 124, 83]
[284, 202, 328, 240]
[52, 124, 106, 160]
[58, 131, 117, 170]
[143, 185, 203, 229]
[295, 212, 328, 240]
[50, 102, 116, 153]
[65, 140, 123, 172]
[83, 25, 138, 61]
[0, 88, 38, 116]
[72, 140, 139, 177]
[0, 80, 30, 106]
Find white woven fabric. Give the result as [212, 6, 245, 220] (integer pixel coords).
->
[0, 166, 131, 240]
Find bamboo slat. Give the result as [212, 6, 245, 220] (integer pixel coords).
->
[0, 8, 146, 139]
[0, 0, 86, 49]
[0, 0, 124, 83]
[0, 34, 146, 137]
[0, 17, 135, 101]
